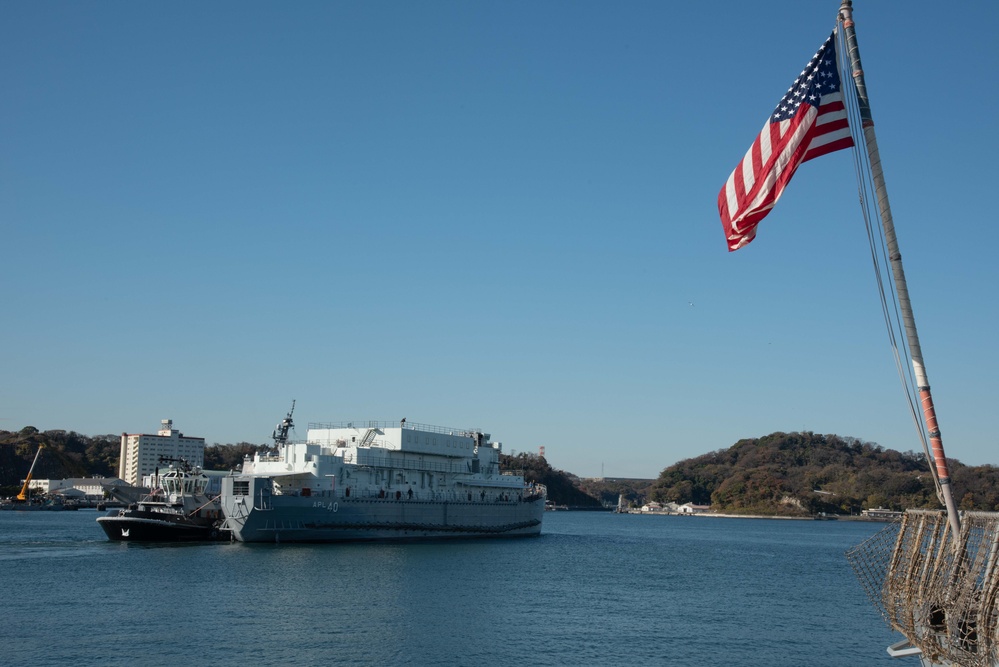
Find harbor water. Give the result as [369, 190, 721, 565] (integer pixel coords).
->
[1, 510, 905, 666]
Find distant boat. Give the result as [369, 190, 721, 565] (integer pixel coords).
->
[0, 498, 77, 511]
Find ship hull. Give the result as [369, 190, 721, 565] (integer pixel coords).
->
[97, 509, 221, 542]
[223, 491, 545, 543]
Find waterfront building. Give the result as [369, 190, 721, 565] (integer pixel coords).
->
[678, 503, 712, 514]
[861, 507, 904, 520]
[639, 501, 681, 514]
[118, 420, 205, 486]
[27, 476, 128, 502]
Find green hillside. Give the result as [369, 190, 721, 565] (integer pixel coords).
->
[649, 431, 999, 515]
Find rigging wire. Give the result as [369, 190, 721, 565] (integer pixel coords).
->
[835, 27, 941, 500]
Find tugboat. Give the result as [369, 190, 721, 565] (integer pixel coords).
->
[97, 457, 224, 542]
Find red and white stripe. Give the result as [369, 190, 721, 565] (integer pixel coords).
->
[718, 91, 853, 251]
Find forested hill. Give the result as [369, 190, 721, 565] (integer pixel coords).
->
[649, 431, 999, 515]
[500, 452, 603, 508]
[0, 427, 119, 489]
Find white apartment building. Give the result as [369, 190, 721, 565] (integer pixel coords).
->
[118, 419, 206, 486]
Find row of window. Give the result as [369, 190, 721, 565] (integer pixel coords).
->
[403, 433, 473, 449]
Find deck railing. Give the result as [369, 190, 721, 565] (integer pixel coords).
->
[308, 420, 483, 437]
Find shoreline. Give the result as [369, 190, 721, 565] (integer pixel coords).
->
[618, 510, 894, 522]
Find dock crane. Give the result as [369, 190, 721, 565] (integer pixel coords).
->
[16, 444, 45, 501]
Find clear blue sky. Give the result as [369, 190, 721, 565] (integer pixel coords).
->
[3, 1, 996, 479]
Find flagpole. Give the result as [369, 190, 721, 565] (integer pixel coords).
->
[838, 0, 961, 540]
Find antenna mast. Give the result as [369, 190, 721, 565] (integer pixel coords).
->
[839, 0, 960, 540]
[272, 400, 296, 447]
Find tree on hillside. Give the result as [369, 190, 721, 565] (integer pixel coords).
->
[204, 443, 269, 470]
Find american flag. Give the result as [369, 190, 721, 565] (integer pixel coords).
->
[718, 31, 854, 251]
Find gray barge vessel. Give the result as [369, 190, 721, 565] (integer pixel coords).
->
[221, 411, 545, 543]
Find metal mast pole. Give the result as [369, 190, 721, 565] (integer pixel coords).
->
[838, 0, 961, 539]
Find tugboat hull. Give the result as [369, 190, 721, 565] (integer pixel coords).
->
[97, 510, 221, 541]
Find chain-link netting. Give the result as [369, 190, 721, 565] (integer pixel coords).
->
[847, 510, 999, 667]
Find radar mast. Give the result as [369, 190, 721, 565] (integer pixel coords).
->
[272, 400, 296, 447]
